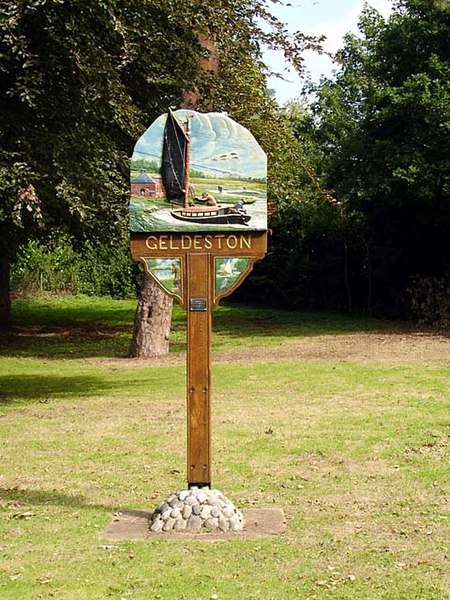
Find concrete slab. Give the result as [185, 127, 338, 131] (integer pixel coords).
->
[103, 508, 287, 541]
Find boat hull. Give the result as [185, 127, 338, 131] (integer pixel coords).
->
[171, 207, 250, 226]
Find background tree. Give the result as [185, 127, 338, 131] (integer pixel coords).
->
[249, 0, 450, 317]
[0, 0, 321, 336]
[312, 0, 450, 315]
[0, 0, 203, 328]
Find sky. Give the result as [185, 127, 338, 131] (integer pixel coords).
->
[133, 110, 267, 179]
[264, 0, 394, 103]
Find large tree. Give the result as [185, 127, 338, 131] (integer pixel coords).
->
[263, 0, 450, 316]
[322, 0, 449, 314]
[0, 0, 200, 328]
[0, 0, 320, 333]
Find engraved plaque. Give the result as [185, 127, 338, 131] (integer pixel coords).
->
[190, 298, 207, 312]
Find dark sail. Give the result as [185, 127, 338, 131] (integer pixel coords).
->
[161, 110, 188, 205]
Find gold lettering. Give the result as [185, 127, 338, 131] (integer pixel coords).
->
[146, 235, 158, 250]
[169, 235, 180, 250]
[240, 234, 251, 249]
[227, 235, 238, 250]
[146, 232, 255, 253]
[181, 235, 192, 250]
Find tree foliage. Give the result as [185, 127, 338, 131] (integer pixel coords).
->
[249, 0, 450, 317]
[0, 0, 320, 327]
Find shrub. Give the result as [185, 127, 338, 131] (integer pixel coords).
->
[409, 275, 450, 328]
[11, 236, 140, 299]
[78, 242, 141, 299]
[11, 238, 81, 294]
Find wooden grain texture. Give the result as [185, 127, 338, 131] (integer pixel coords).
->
[130, 231, 267, 260]
[186, 253, 212, 486]
[130, 231, 268, 487]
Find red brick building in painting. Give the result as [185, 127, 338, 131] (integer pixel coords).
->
[130, 172, 165, 198]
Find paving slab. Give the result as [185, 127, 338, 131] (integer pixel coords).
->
[103, 508, 287, 541]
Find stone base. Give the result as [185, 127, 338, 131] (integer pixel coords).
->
[103, 508, 287, 541]
[150, 488, 243, 533]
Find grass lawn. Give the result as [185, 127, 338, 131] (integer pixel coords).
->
[0, 296, 449, 599]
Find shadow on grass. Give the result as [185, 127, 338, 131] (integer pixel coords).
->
[0, 327, 188, 359]
[0, 486, 112, 512]
[11, 295, 136, 328]
[0, 326, 132, 359]
[1, 296, 405, 360]
[212, 304, 402, 339]
[0, 374, 119, 404]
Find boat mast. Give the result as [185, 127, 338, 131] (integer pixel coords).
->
[184, 115, 193, 209]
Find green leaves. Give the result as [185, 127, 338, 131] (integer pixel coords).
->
[249, 0, 450, 318]
[0, 0, 318, 250]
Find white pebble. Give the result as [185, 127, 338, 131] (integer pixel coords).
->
[150, 520, 163, 532]
[197, 491, 208, 503]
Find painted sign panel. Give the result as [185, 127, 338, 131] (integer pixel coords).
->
[129, 110, 267, 233]
[215, 257, 252, 303]
[144, 258, 184, 304]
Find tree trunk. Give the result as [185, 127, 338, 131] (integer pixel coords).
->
[0, 257, 11, 330]
[343, 241, 352, 313]
[365, 240, 373, 316]
[128, 31, 218, 357]
[128, 273, 173, 357]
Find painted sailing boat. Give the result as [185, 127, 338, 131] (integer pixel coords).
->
[162, 110, 251, 226]
[219, 259, 236, 277]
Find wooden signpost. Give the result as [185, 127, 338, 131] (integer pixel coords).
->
[129, 110, 267, 488]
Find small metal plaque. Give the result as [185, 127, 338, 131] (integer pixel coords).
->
[190, 298, 207, 312]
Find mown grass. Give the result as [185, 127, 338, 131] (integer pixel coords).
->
[3, 295, 397, 358]
[0, 295, 448, 599]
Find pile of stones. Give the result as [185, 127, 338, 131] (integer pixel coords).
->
[149, 487, 244, 533]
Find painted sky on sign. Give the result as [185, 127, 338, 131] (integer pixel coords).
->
[264, 0, 393, 103]
[132, 110, 267, 180]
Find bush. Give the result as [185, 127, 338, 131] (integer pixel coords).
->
[11, 238, 81, 294]
[11, 236, 140, 299]
[78, 242, 141, 299]
[409, 275, 450, 328]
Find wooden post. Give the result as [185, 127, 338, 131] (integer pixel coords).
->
[129, 108, 268, 492]
[186, 253, 212, 487]
[130, 232, 268, 489]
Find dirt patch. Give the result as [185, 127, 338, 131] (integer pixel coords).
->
[102, 508, 287, 541]
[405, 435, 450, 458]
[89, 331, 450, 369]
